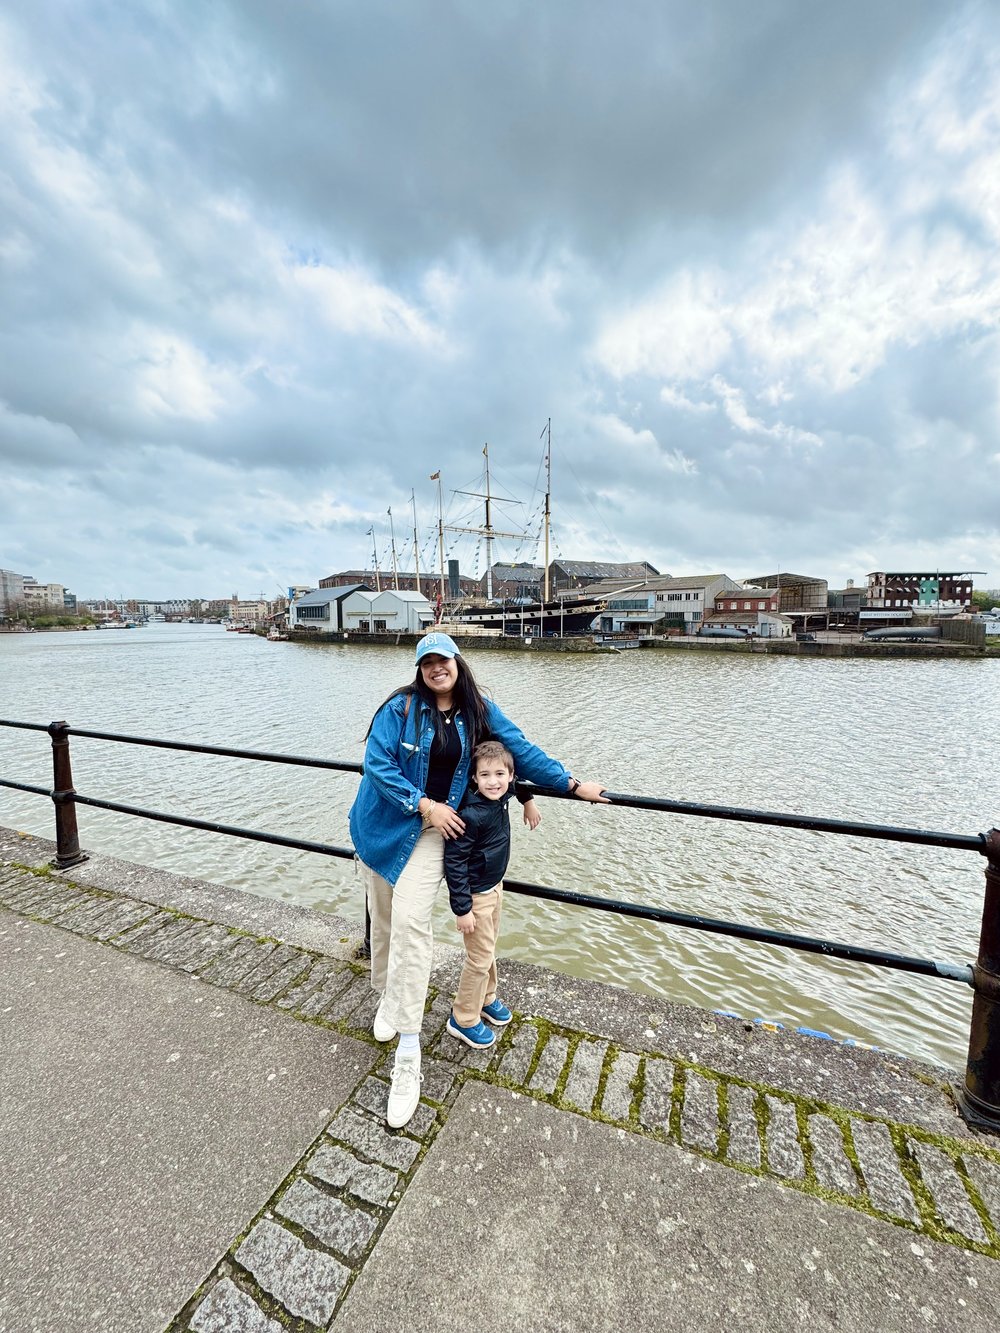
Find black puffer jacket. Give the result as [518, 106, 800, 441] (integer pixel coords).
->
[443, 788, 513, 916]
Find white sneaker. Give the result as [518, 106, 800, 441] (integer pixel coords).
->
[386, 1050, 422, 1128]
[373, 1002, 396, 1044]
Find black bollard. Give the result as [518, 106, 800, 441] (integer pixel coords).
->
[48, 721, 89, 870]
[958, 827, 1000, 1132]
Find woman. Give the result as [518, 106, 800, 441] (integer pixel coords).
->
[349, 630, 608, 1128]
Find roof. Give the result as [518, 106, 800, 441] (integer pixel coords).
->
[705, 610, 793, 623]
[487, 564, 544, 581]
[702, 611, 759, 626]
[866, 571, 976, 579]
[552, 560, 660, 578]
[322, 569, 441, 585]
[742, 572, 827, 586]
[373, 589, 431, 603]
[294, 585, 367, 608]
[717, 587, 777, 599]
[584, 573, 732, 596]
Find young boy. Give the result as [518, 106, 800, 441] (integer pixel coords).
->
[444, 740, 540, 1049]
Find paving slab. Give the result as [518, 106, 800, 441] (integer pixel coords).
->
[333, 1083, 1000, 1333]
[0, 911, 376, 1333]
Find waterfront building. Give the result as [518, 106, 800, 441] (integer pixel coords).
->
[0, 569, 25, 617]
[337, 587, 433, 634]
[716, 587, 782, 616]
[289, 585, 369, 632]
[548, 559, 660, 593]
[229, 597, 270, 626]
[866, 571, 973, 613]
[741, 572, 828, 614]
[319, 568, 478, 598]
[708, 586, 793, 637]
[825, 582, 865, 629]
[22, 578, 67, 612]
[591, 573, 742, 634]
[476, 563, 544, 600]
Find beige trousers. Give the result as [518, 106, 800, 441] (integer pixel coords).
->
[453, 885, 502, 1028]
[362, 827, 443, 1034]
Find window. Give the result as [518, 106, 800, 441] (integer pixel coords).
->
[374, 619, 387, 632]
[298, 604, 329, 620]
[359, 620, 370, 632]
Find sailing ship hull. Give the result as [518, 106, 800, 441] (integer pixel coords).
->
[445, 596, 603, 636]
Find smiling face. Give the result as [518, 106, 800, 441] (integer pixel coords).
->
[419, 652, 458, 704]
[474, 757, 512, 800]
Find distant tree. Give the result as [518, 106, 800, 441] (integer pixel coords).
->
[971, 589, 996, 611]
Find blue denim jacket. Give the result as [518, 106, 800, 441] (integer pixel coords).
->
[349, 691, 570, 885]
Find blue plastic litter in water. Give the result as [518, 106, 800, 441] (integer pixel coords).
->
[795, 1026, 834, 1040]
[713, 1010, 742, 1019]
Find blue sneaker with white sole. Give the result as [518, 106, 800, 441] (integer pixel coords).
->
[480, 998, 513, 1026]
[446, 1014, 496, 1049]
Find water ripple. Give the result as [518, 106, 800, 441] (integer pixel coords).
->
[2, 626, 996, 1068]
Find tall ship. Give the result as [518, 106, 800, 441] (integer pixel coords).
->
[426, 427, 608, 636]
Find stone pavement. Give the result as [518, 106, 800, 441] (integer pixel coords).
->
[1, 829, 999, 1331]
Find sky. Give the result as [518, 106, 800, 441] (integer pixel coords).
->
[2, 0, 999, 599]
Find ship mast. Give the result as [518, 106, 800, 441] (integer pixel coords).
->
[542, 419, 551, 600]
[369, 526, 382, 593]
[388, 508, 400, 590]
[410, 489, 420, 595]
[450, 443, 523, 602]
[484, 445, 494, 600]
[432, 471, 446, 601]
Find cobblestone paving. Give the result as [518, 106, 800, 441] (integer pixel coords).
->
[2, 862, 999, 1331]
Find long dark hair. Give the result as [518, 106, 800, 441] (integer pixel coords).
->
[364, 655, 490, 748]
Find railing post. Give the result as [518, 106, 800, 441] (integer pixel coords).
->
[958, 827, 1000, 1132]
[48, 720, 88, 870]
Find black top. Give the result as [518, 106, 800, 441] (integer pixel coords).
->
[424, 713, 462, 801]
[443, 788, 513, 917]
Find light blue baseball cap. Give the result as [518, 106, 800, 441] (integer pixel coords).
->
[416, 631, 461, 663]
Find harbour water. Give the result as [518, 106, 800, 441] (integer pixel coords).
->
[1, 622, 997, 1069]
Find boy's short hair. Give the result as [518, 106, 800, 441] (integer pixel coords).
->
[472, 740, 514, 774]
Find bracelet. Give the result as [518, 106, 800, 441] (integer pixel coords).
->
[567, 778, 581, 797]
[422, 800, 437, 826]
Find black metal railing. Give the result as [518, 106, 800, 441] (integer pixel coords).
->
[1, 717, 997, 1133]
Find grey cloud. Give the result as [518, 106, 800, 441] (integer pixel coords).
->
[1, 2, 998, 594]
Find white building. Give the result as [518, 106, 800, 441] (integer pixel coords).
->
[229, 597, 270, 625]
[22, 578, 66, 610]
[703, 610, 794, 637]
[289, 585, 366, 631]
[340, 589, 433, 634]
[592, 573, 744, 634]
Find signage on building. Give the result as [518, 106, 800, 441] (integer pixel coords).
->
[859, 610, 913, 620]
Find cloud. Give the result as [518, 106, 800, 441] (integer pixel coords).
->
[0, 1, 998, 597]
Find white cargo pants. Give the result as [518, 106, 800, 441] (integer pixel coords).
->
[361, 826, 444, 1034]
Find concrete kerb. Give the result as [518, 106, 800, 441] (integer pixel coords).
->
[2, 828, 1000, 1330]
